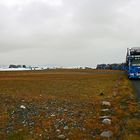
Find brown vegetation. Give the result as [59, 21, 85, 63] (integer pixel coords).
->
[0, 69, 139, 140]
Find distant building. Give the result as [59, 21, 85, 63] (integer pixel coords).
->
[9, 64, 26, 68]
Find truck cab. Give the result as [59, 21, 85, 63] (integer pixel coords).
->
[126, 47, 140, 79]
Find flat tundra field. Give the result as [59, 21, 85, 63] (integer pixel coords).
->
[0, 69, 139, 140]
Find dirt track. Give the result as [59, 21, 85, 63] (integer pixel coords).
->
[132, 80, 140, 101]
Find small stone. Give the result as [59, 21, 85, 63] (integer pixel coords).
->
[39, 134, 42, 137]
[99, 116, 110, 119]
[102, 101, 111, 106]
[56, 129, 61, 134]
[64, 126, 69, 130]
[29, 131, 33, 134]
[64, 109, 68, 112]
[102, 118, 111, 125]
[82, 127, 86, 131]
[11, 110, 15, 115]
[101, 109, 110, 112]
[100, 130, 113, 138]
[51, 114, 55, 117]
[20, 105, 26, 109]
[57, 134, 66, 139]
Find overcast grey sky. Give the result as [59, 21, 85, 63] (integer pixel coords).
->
[0, 0, 140, 67]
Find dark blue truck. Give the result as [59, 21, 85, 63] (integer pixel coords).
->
[126, 47, 140, 79]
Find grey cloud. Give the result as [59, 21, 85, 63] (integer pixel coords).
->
[0, 0, 139, 67]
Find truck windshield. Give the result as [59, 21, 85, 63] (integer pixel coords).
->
[131, 57, 140, 66]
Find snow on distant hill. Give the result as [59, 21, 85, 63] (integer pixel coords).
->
[0, 68, 31, 71]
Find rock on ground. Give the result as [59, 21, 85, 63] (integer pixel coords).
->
[100, 130, 113, 138]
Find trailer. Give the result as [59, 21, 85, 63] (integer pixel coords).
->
[126, 47, 140, 79]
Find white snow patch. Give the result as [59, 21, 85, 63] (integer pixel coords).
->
[0, 68, 31, 71]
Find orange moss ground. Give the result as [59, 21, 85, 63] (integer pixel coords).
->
[0, 69, 139, 140]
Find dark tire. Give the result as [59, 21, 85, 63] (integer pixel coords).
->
[128, 76, 132, 80]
